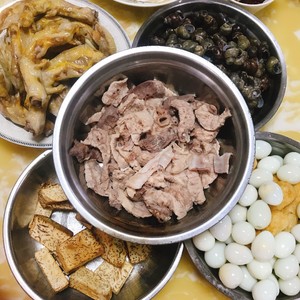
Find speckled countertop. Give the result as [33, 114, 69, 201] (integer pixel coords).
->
[0, 0, 300, 299]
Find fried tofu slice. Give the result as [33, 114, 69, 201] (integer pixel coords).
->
[29, 214, 73, 252]
[69, 267, 112, 300]
[125, 242, 151, 264]
[35, 247, 69, 293]
[29, 202, 52, 228]
[95, 260, 133, 294]
[56, 228, 104, 273]
[38, 182, 73, 211]
[92, 228, 127, 268]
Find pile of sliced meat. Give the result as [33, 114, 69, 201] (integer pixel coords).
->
[70, 77, 232, 222]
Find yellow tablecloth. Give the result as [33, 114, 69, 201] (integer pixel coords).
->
[0, 0, 299, 299]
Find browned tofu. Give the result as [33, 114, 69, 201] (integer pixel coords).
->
[29, 214, 73, 252]
[92, 228, 126, 268]
[126, 241, 151, 264]
[56, 228, 104, 273]
[38, 182, 73, 211]
[35, 247, 69, 293]
[69, 267, 112, 300]
[95, 260, 133, 294]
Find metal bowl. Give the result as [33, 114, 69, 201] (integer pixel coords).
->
[185, 131, 300, 300]
[3, 150, 183, 300]
[53, 46, 255, 244]
[132, 0, 287, 130]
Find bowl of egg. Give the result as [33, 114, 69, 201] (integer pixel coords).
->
[185, 131, 300, 300]
[132, 0, 287, 130]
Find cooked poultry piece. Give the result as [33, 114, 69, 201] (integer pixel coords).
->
[0, 0, 116, 136]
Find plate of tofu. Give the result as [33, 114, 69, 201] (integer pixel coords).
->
[3, 150, 183, 300]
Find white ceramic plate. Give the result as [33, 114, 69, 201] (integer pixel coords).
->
[0, 0, 130, 148]
[113, 0, 178, 8]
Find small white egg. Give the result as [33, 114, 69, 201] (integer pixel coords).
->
[258, 181, 283, 206]
[274, 231, 296, 258]
[225, 243, 253, 265]
[297, 204, 300, 219]
[209, 215, 232, 242]
[218, 263, 243, 289]
[252, 279, 278, 300]
[251, 231, 275, 261]
[228, 204, 247, 224]
[249, 168, 273, 188]
[247, 200, 272, 230]
[274, 254, 299, 280]
[267, 274, 280, 296]
[279, 276, 300, 296]
[283, 152, 300, 167]
[239, 265, 257, 292]
[257, 156, 282, 174]
[192, 230, 215, 252]
[291, 224, 300, 243]
[204, 241, 226, 269]
[224, 235, 234, 244]
[272, 155, 284, 167]
[231, 221, 256, 245]
[293, 244, 300, 263]
[277, 164, 300, 184]
[238, 184, 258, 207]
[247, 259, 273, 280]
[255, 140, 272, 160]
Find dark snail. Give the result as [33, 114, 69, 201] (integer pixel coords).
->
[147, 9, 282, 113]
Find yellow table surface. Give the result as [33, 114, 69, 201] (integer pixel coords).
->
[0, 0, 300, 299]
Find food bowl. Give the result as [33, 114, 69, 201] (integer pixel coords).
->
[229, 0, 274, 15]
[3, 150, 184, 300]
[185, 131, 300, 299]
[132, 0, 286, 130]
[52, 46, 255, 245]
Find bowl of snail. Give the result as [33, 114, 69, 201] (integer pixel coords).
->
[53, 46, 255, 245]
[132, 0, 287, 130]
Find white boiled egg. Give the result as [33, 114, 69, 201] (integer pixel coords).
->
[219, 263, 243, 289]
[228, 204, 247, 224]
[249, 168, 273, 188]
[291, 224, 300, 243]
[238, 184, 258, 207]
[239, 265, 257, 292]
[279, 276, 300, 296]
[277, 164, 300, 184]
[251, 231, 275, 261]
[258, 181, 283, 206]
[225, 243, 253, 265]
[247, 200, 272, 230]
[255, 140, 272, 160]
[231, 221, 256, 245]
[193, 230, 215, 252]
[204, 241, 226, 269]
[293, 244, 300, 263]
[247, 259, 273, 280]
[267, 273, 280, 296]
[252, 279, 277, 300]
[209, 215, 232, 242]
[274, 231, 296, 258]
[257, 155, 282, 174]
[283, 152, 300, 167]
[274, 254, 299, 280]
